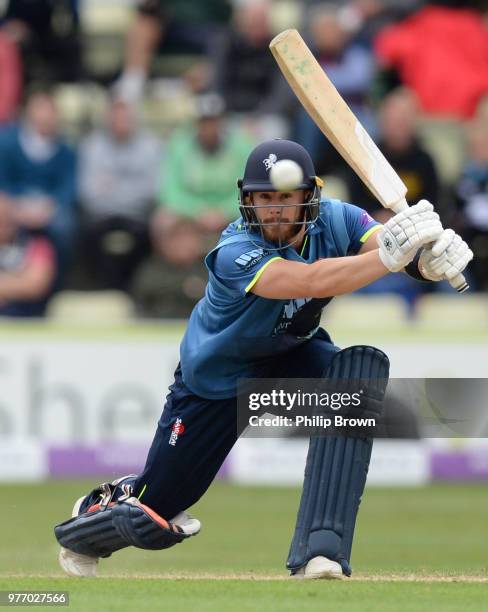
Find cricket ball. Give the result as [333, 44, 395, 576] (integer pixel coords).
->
[270, 159, 304, 191]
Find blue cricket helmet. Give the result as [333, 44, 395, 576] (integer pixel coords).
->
[240, 139, 318, 191]
[238, 139, 322, 245]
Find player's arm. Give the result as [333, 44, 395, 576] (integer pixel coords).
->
[252, 201, 443, 299]
[358, 226, 419, 276]
[250, 251, 387, 299]
[125, 3, 162, 72]
[358, 227, 382, 254]
[248, 208, 385, 299]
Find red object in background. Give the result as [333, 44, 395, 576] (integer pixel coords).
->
[0, 30, 22, 123]
[375, 6, 488, 119]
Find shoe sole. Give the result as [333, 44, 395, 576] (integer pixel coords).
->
[58, 495, 98, 577]
[291, 556, 344, 580]
[58, 547, 98, 578]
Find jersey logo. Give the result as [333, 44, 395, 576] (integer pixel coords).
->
[235, 248, 269, 269]
[169, 418, 185, 446]
[360, 211, 374, 227]
[263, 153, 278, 171]
[273, 298, 312, 336]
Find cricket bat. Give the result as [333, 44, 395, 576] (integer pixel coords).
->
[269, 29, 468, 292]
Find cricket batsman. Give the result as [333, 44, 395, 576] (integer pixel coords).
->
[55, 139, 472, 579]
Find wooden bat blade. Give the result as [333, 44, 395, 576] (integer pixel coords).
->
[269, 29, 408, 213]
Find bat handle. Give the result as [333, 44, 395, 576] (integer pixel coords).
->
[390, 199, 469, 293]
[450, 274, 469, 293]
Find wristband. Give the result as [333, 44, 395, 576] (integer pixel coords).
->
[404, 250, 432, 282]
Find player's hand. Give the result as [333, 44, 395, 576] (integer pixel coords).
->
[419, 229, 473, 282]
[377, 200, 443, 273]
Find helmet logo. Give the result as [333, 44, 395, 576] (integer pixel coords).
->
[263, 153, 278, 171]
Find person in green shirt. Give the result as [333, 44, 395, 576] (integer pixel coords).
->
[155, 92, 256, 234]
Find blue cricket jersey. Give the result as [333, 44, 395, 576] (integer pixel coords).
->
[180, 199, 381, 399]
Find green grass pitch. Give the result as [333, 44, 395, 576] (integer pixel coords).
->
[0, 481, 486, 611]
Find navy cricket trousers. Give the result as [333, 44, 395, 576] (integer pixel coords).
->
[132, 330, 340, 519]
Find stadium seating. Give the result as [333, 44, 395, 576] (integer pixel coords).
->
[80, 0, 133, 80]
[322, 295, 409, 330]
[54, 83, 108, 138]
[46, 291, 135, 323]
[417, 118, 466, 186]
[414, 294, 488, 329]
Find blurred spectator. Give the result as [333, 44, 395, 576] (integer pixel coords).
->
[339, 0, 422, 105]
[115, 0, 232, 102]
[154, 93, 254, 234]
[374, 2, 488, 119]
[0, 194, 55, 316]
[0, 0, 82, 84]
[0, 27, 22, 123]
[210, 0, 290, 139]
[294, 3, 376, 174]
[454, 117, 488, 290]
[78, 97, 161, 291]
[345, 87, 440, 219]
[0, 89, 76, 271]
[131, 218, 207, 319]
[344, 0, 417, 49]
[352, 88, 436, 310]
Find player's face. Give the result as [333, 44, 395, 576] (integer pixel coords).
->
[252, 190, 306, 243]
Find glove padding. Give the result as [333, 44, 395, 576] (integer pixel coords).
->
[419, 229, 473, 282]
[377, 200, 443, 273]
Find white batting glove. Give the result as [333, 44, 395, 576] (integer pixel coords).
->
[377, 200, 443, 273]
[419, 229, 473, 282]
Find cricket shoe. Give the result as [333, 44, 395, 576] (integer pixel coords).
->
[291, 556, 344, 580]
[58, 495, 99, 577]
[58, 474, 138, 578]
[58, 507, 201, 577]
[170, 510, 202, 536]
[58, 476, 202, 577]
